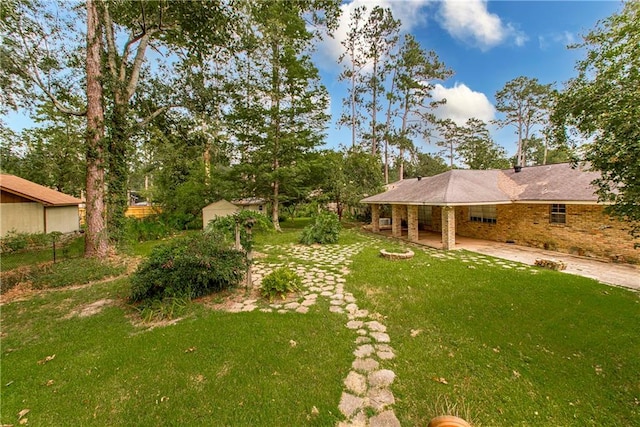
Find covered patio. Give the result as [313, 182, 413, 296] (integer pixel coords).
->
[369, 226, 481, 250]
[362, 169, 513, 251]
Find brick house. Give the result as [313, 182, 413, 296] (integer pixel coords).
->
[361, 163, 637, 263]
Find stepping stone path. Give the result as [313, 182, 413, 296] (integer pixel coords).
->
[218, 239, 540, 426]
[218, 241, 400, 426]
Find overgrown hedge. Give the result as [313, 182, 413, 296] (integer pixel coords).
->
[130, 232, 249, 302]
[300, 212, 341, 245]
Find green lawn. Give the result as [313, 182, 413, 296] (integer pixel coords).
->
[347, 240, 640, 426]
[1, 226, 638, 426]
[1, 279, 352, 426]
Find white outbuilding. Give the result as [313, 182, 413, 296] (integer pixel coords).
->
[0, 174, 82, 236]
[202, 198, 266, 229]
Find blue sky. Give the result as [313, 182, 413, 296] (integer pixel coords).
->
[4, 0, 622, 162]
[316, 0, 623, 156]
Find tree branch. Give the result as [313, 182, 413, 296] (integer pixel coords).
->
[126, 105, 177, 138]
[13, 26, 86, 116]
[102, 4, 119, 80]
[125, 32, 152, 102]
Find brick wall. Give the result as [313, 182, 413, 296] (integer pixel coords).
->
[455, 203, 638, 263]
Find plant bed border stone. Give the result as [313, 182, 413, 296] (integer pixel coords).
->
[380, 249, 414, 260]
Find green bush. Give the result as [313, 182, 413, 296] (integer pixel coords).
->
[0, 230, 55, 253]
[130, 232, 248, 302]
[205, 211, 272, 252]
[123, 216, 172, 243]
[136, 296, 190, 322]
[260, 267, 302, 301]
[299, 212, 341, 245]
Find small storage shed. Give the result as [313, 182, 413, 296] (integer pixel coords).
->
[0, 174, 82, 236]
[202, 198, 267, 229]
[202, 199, 240, 228]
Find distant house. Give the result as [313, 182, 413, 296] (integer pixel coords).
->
[361, 163, 637, 263]
[202, 198, 266, 228]
[0, 174, 82, 236]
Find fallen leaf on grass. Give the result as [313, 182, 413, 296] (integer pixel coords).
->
[37, 355, 55, 365]
[18, 409, 30, 419]
[45, 380, 54, 386]
[512, 370, 521, 379]
[184, 347, 196, 353]
[432, 377, 448, 385]
[410, 329, 422, 337]
[20, 419, 28, 425]
[289, 340, 297, 347]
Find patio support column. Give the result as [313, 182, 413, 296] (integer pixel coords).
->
[407, 205, 419, 242]
[371, 204, 380, 232]
[441, 206, 456, 250]
[391, 204, 402, 237]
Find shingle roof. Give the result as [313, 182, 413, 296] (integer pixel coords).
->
[504, 163, 601, 202]
[361, 163, 600, 206]
[0, 174, 82, 206]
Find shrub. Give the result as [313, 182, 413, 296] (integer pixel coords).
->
[123, 216, 172, 243]
[299, 212, 341, 245]
[130, 232, 248, 302]
[260, 267, 302, 301]
[136, 296, 190, 322]
[0, 230, 56, 253]
[205, 211, 272, 252]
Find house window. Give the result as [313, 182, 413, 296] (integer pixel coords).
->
[469, 205, 497, 224]
[418, 206, 432, 227]
[550, 204, 566, 224]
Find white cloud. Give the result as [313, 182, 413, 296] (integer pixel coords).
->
[539, 31, 576, 50]
[437, 0, 527, 50]
[316, 0, 431, 71]
[432, 82, 495, 125]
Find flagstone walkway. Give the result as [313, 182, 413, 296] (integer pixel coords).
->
[216, 237, 616, 426]
[219, 240, 401, 427]
[216, 238, 555, 426]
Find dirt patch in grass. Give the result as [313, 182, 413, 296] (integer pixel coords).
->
[64, 298, 116, 318]
[127, 314, 186, 333]
[0, 281, 36, 305]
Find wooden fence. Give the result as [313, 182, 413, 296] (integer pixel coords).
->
[79, 206, 162, 225]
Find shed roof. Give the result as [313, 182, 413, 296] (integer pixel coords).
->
[0, 174, 82, 206]
[202, 199, 238, 211]
[361, 163, 600, 206]
[232, 197, 266, 206]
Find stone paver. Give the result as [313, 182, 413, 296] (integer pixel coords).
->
[216, 240, 398, 426]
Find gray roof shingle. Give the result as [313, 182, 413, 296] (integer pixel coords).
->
[362, 163, 600, 205]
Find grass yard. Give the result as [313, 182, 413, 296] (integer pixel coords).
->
[1, 225, 639, 426]
[347, 238, 640, 426]
[1, 279, 353, 426]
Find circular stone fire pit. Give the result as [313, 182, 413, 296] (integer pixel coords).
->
[379, 248, 415, 260]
